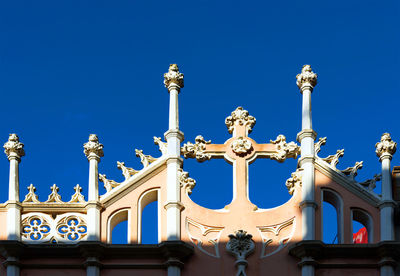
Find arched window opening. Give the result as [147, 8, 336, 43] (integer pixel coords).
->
[322, 189, 344, 243]
[352, 209, 373, 243]
[107, 209, 130, 244]
[249, 158, 297, 209]
[322, 201, 338, 243]
[138, 189, 159, 244]
[112, 220, 128, 244]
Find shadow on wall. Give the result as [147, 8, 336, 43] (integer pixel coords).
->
[0, 239, 386, 276]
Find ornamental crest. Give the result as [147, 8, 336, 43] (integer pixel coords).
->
[225, 107, 256, 134]
[231, 137, 252, 155]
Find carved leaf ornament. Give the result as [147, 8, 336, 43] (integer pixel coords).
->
[226, 230, 255, 276]
[181, 135, 211, 162]
[225, 107, 256, 134]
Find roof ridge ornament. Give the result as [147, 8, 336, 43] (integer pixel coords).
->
[296, 64, 318, 92]
[23, 184, 40, 203]
[46, 184, 63, 203]
[225, 107, 256, 135]
[69, 184, 85, 203]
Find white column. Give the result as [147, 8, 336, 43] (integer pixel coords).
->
[163, 64, 185, 276]
[375, 133, 396, 276]
[83, 134, 104, 242]
[3, 134, 25, 276]
[296, 65, 318, 276]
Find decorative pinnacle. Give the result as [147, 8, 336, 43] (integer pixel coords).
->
[4, 133, 25, 160]
[375, 133, 397, 160]
[83, 134, 104, 160]
[164, 64, 184, 90]
[296, 65, 318, 91]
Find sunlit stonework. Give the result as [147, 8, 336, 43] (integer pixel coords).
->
[164, 63, 184, 89]
[178, 168, 196, 195]
[4, 133, 25, 159]
[181, 135, 211, 162]
[231, 137, 252, 155]
[376, 133, 397, 159]
[23, 184, 40, 203]
[270, 135, 300, 162]
[296, 64, 317, 90]
[83, 134, 104, 159]
[225, 107, 256, 134]
[285, 168, 302, 195]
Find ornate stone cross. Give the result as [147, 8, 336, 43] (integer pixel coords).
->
[181, 107, 300, 210]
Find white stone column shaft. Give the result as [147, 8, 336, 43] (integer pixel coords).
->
[375, 133, 396, 242]
[163, 64, 184, 276]
[302, 89, 312, 130]
[375, 133, 397, 275]
[4, 134, 25, 242]
[84, 134, 104, 242]
[296, 65, 318, 276]
[169, 88, 179, 130]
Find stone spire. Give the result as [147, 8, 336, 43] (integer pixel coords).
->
[4, 133, 25, 161]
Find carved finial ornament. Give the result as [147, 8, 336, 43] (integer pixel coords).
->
[46, 184, 63, 203]
[164, 64, 184, 90]
[23, 184, 40, 203]
[226, 230, 255, 276]
[286, 168, 303, 195]
[178, 168, 196, 195]
[83, 134, 104, 160]
[181, 135, 211, 162]
[4, 133, 25, 160]
[69, 184, 85, 203]
[296, 65, 317, 91]
[225, 107, 256, 134]
[376, 133, 397, 160]
[270, 135, 300, 162]
[231, 137, 252, 155]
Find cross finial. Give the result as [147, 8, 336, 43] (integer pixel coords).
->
[225, 107, 256, 136]
[296, 65, 317, 92]
[164, 64, 184, 91]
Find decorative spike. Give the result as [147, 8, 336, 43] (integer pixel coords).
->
[178, 168, 196, 195]
[154, 137, 168, 155]
[46, 184, 63, 203]
[69, 184, 85, 203]
[23, 184, 40, 203]
[321, 149, 344, 168]
[360, 174, 381, 191]
[135, 149, 157, 168]
[314, 137, 327, 155]
[99, 174, 120, 193]
[341, 161, 363, 180]
[117, 161, 139, 180]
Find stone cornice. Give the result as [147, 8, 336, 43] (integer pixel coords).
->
[289, 240, 400, 267]
[0, 240, 194, 268]
[314, 159, 381, 207]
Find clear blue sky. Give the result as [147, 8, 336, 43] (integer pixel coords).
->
[0, 1, 398, 243]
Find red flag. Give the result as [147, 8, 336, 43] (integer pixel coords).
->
[353, 227, 368, 244]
